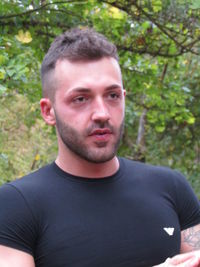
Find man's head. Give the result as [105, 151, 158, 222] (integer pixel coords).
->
[40, 28, 125, 165]
[41, 27, 118, 100]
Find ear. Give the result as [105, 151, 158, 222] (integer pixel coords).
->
[40, 98, 56, 125]
[123, 89, 126, 97]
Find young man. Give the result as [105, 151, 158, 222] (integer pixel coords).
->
[0, 28, 200, 267]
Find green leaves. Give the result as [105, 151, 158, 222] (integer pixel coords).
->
[0, 84, 7, 96]
[152, 0, 162, 12]
[188, 0, 200, 9]
[0, 34, 41, 100]
[1, 0, 200, 196]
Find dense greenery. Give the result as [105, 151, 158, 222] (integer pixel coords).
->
[1, 0, 200, 196]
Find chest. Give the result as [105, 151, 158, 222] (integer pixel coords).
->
[35, 185, 181, 267]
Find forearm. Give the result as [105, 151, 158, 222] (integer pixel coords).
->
[181, 225, 200, 253]
[0, 245, 35, 267]
[154, 252, 200, 267]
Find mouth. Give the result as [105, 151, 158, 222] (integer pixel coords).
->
[89, 128, 112, 136]
[88, 128, 113, 142]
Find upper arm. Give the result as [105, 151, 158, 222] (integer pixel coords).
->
[181, 223, 200, 253]
[0, 245, 35, 267]
[0, 185, 38, 258]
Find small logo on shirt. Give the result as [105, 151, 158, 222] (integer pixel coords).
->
[163, 227, 175, 236]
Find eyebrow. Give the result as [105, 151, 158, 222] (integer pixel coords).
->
[105, 84, 122, 91]
[68, 84, 122, 94]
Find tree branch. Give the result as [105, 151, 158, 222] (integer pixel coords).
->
[0, 0, 87, 20]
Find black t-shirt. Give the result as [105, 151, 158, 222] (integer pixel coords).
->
[0, 158, 200, 267]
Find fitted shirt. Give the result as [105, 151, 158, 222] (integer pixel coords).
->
[0, 158, 200, 266]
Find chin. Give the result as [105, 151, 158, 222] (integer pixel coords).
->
[84, 151, 116, 164]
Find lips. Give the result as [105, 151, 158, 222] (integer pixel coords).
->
[88, 128, 112, 143]
[89, 128, 112, 136]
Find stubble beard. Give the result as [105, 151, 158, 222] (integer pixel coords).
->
[54, 113, 124, 164]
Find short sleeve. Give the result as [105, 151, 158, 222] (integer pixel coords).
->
[173, 171, 200, 230]
[0, 184, 38, 255]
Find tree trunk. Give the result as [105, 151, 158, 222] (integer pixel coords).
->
[134, 108, 147, 162]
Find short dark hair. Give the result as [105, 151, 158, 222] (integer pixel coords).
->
[41, 27, 118, 99]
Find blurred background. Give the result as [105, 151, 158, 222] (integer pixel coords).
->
[0, 0, 200, 197]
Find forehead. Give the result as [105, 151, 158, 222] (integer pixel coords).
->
[54, 57, 122, 90]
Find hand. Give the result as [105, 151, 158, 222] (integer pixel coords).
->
[154, 252, 200, 267]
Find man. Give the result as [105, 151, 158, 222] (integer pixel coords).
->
[0, 28, 200, 267]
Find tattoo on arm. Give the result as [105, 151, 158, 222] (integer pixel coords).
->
[182, 225, 200, 250]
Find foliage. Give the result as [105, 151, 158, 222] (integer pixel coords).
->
[0, 0, 200, 196]
[0, 94, 57, 185]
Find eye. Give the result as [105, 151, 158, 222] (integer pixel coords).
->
[108, 92, 121, 100]
[73, 96, 88, 104]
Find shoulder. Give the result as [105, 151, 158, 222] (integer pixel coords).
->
[0, 163, 56, 228]
[5, 162, 55, 191]
[120, 157, 183, 180]
[0, 163, 56, 215]
[120, 157, 200, 220]
[119, 157, 193, 195]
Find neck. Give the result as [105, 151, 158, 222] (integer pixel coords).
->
[55, 150, 119, 179]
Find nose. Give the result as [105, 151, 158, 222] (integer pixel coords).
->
[91, 97, 110, 123]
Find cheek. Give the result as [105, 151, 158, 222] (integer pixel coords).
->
[111, 106, 124, 120]
[71, 107, 92, 122]
[70, 115, 89, 129]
